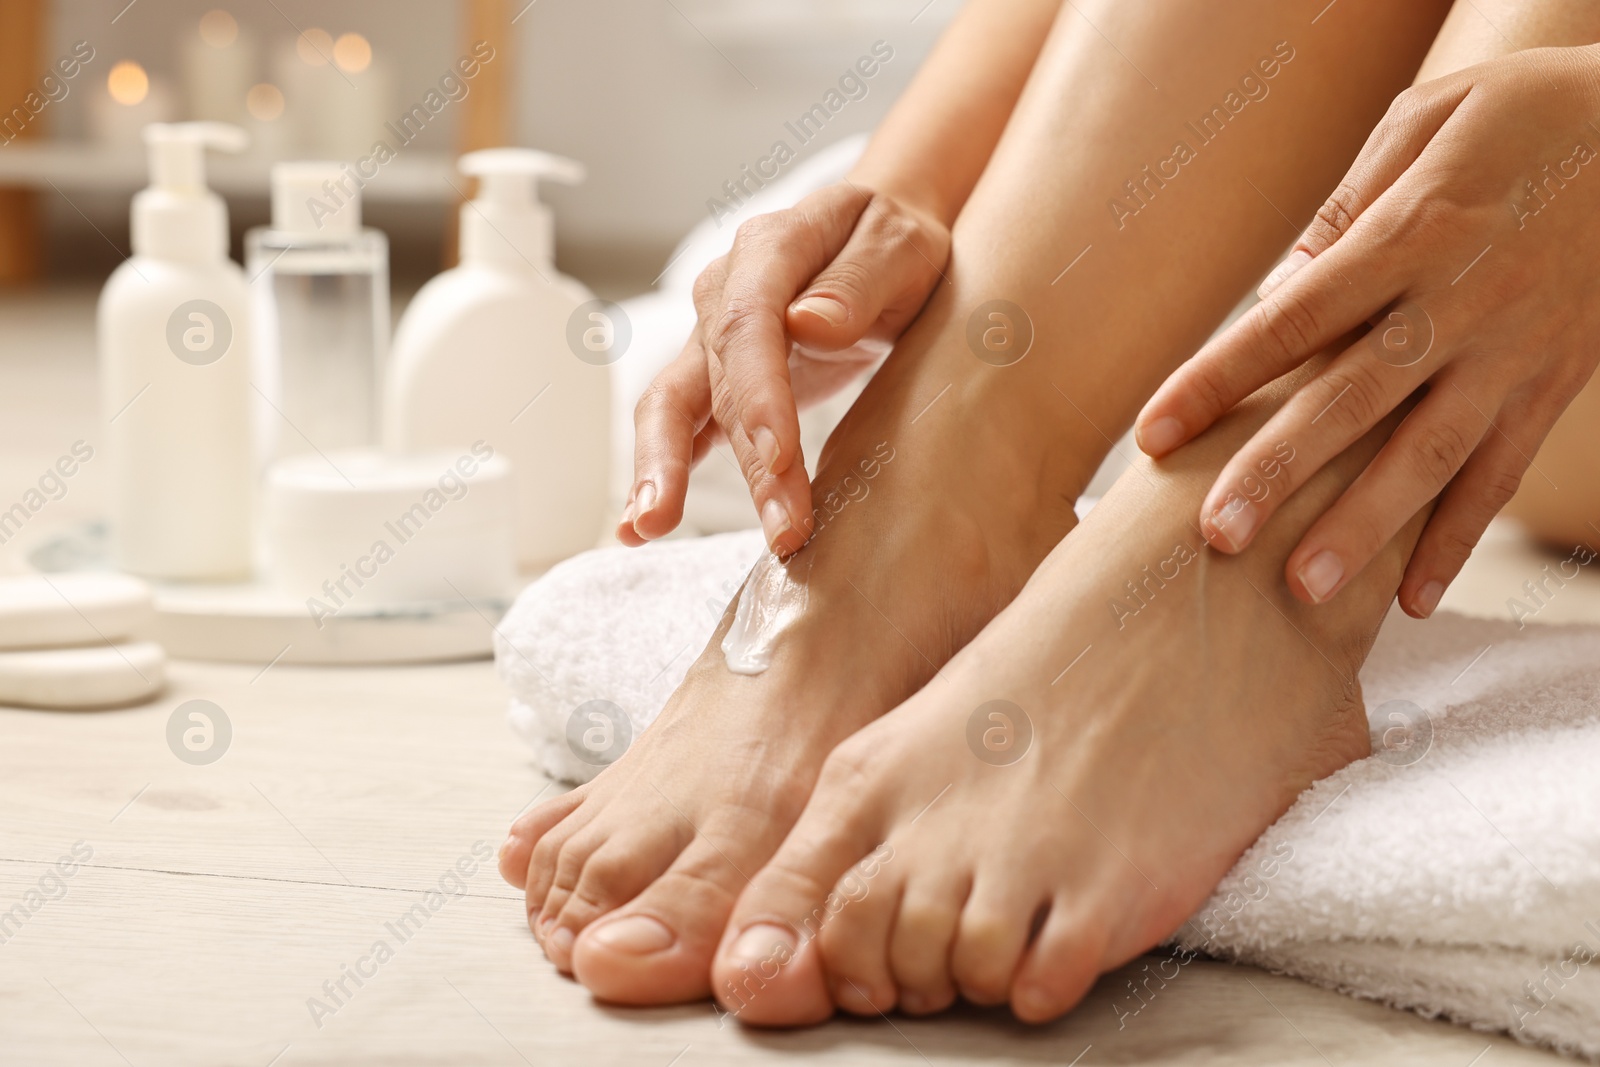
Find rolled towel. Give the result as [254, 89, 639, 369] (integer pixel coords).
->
[496, 531, 764, 786]
[494, 535, 1600, 1057]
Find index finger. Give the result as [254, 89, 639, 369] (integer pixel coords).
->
[1133, 208, 1407, 458]
[698, 186, 870, 481]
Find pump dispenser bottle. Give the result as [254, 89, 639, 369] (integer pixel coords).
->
[385, 148, 611, 569]
[100, 122, 255, 580]
[247, 162, 390, 462]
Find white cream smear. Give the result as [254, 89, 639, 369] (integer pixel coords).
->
[721, 552, 809, 675]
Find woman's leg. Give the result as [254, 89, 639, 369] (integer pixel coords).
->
[708, 0, 1600, 1025]
[499, 0, 1450, 1006]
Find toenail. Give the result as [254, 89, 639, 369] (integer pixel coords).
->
[1298, 549, 1345, 603]
[1137, 415, 1185, 457]
[833, 978, 881, 1013]
[728, 923, 796, 969]
[588, 914, 676, 956]
[900, 991, 931, 1014]
[548, 925, 574, 955]
[1013, 985, 1056, 1020]
[1206, 498, 1257, 551]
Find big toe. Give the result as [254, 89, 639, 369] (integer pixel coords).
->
[712, 920, 831, 1027]
[571, 840, 747, 1005]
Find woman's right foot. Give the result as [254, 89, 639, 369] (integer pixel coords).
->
[497, 313, 1096, 1005]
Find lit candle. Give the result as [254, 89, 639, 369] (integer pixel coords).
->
[181, 9, 260, 124]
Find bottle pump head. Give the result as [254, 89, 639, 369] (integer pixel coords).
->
[457, 148, 584, 268]
[133, 122, 247, 262]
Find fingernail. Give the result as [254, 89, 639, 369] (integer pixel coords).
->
[1298, 550, 1345, 603]
[760, 499, 791, 549]
[1258, 249, 1313, 299]
[792, 295, 848, 326]
[632, 482, 657, 526]
[1413, 579, 1445, 617]
[751, 425, 780, 472]
[589, 914, 676, 955]
[727, 923, 795, 968]
[900, 991, 931, 1014]
[1137, 415, 1186, 456]
[497, 835, 516, 864]
[547, 925, 575, 956]
[1206, 499, 1258, 552]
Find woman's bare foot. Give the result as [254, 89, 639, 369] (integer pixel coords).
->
[497, 334, 1090, 1004]
[709, 365, 1428, 1026]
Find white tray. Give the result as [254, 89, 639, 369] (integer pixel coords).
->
[26, 523, 521, 666]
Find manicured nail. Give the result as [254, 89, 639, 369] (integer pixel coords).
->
[792, 295, 848, 326]
[589, 914, 676, 956]
[1206, 499, 1258, 552]
[1137, 415, 1185, 456]
[760, 499, 791, 549]
[632, 482, 657, 527]
[547, 925, 575, 956]
[751, 425, 780, 472]
[727, 923, 796, 968]
[1413, 579, 1445, 618]
[1298, 550, 1345, 603]
[1258, 249, 1313, 299]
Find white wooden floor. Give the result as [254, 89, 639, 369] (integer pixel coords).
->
[2, 288, 1586, 1066]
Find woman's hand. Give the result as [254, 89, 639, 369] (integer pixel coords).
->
[1133, 45, 1600, 616]
[621, 181, 949, 555]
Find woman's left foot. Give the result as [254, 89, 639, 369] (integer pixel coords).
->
[710, 376, 1422, 1026]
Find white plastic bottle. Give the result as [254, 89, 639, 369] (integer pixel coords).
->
[99, 122, 254, 581]
[384, 148, 613, 570]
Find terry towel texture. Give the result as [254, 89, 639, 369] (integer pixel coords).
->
[495, 530, 1600, 1059]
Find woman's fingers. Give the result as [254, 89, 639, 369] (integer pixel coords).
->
[1197, 310, 1440, 553]
[622, 335, 717, 545]
[1134, 225, 1407, 459]
[1257, 78, 1473, 299]
[786, 192, 949, 355]
[1137, 77, 1477, 459]
[706, 349, 815, 557]
[1282, 372, 1503, 605]
[1398, 389, 1566, 618]
[698, 187, 870, 498]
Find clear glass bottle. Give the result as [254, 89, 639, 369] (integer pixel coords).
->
[246, 161, 389, 464]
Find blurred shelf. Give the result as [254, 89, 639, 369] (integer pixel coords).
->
[0, 142, 459, 202]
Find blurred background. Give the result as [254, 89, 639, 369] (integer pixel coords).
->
[1, 0, 952, 293]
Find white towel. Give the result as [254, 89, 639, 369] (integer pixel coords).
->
[497, 531, 763, 785]
[495, 532, 1600, 1058]
[1177, 608, 1600, 1060]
